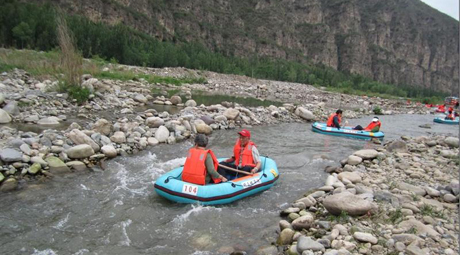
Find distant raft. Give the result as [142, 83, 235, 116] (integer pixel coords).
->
[433, 117, 459, 125]
[154, 156, 279, 205]
[312, 122, 385, 140]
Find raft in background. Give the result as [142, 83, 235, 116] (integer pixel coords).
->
[154, 156, 279, 205]
[433, 117, 459, 125]
[311, 122, 384, 140]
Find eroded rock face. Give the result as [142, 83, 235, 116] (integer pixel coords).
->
[50, 0, 458, 94]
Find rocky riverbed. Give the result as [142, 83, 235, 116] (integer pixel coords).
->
[0, 63, 457, 255]
[273, 135, 459, 255]
[0, 64, 433, 192]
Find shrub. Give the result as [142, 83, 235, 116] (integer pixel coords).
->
[373, 106, 382, 115]
[67, 84, 90, 104]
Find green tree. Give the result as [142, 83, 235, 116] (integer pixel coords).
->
[12, 21, 32, 48]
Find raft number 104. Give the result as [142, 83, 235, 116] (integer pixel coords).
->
[182, 184, 198, 195]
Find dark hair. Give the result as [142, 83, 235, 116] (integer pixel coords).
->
[194, 134, 208, 147]
[336, 109, 343, 114]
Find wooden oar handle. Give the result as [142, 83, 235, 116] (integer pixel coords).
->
[218, 164, 251, 175]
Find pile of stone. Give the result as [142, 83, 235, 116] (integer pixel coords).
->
[273, 135, 459, 255]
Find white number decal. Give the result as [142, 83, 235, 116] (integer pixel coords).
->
[182, 184, 198, 195]
[242, 179, 261, 188]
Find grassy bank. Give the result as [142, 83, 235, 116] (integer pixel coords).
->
[0, 49, 206, 87]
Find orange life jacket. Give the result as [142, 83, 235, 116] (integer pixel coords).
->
[182, 148, 221, 185]
[233, 139, 256, 168]
[326, 113, 341, 127]
[364, 121, 381, 132]
[446, 113, 455, 120]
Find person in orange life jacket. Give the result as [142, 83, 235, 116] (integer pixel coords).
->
[326, 109, 343, 129]
[182, 134, 228, 185]
[353, 117, 381, 132]
[217, 129, 261, 179]
[445, 110, 455, 120]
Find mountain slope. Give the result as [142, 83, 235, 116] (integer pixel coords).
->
[34, 0, 459, 94]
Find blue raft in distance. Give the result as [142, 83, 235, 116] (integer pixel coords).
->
[154, 156, 279, 205]
[433, 117, 459, 125]
[311, 122, 385, 140]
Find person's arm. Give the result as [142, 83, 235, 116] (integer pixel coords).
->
[205, 154, 227, 182]
[333, 116, 341, 129]
[250, 146, 262, 174]
[225, 156, 235, 163]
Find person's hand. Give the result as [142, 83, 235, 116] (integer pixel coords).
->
[220, 176, 228, 182]
[250, 167, 258, 174]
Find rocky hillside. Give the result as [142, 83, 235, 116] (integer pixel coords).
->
[34, 0, 458, 94]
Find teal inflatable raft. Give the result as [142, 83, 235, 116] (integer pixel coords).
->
[433, 117, 459, 125]
[154, 157, 279, 205]
[312, 122, 384, 140]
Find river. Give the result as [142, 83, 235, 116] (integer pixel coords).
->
[0, 114, 457, 255]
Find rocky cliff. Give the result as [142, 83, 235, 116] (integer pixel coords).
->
[37, 0, 459, 94]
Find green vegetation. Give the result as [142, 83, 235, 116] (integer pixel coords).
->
[327, 211, 350, 223]
[373, 106, 382, 115]
[0, 0, 449, 103]
[387, 209, 403, 224]
[420, 204, 446, 219]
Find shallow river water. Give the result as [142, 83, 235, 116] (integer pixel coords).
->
[0, 114, 457, 255]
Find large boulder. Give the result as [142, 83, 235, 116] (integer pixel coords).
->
[66, 144, 95, 159]
[397, 182, 426, 196]
[223, 108, 240, 120]
[170, 95, 182, 105]
[133, 93, 148, 103]
[37, 116, 60, 125]
[67, 129, 100, 152]
[195, 123, 212, 135]
[353, 232, 378, 244]
[110, 131, 126, 143]
[92, 118, 112, 136]
[353, 149, 378, 159]
[101, 145, 117, 158]
[0, 178, 18, 192]
[444, 137, 459, 148]
[277, 228, 295, 245]
[185, 99, 197, 107]
[398, 219, 439, 237]
[323, 192, 375, 216]
[155, 126, 170, 143]
[45, 156, 71, 174]
[291, 212, 315, 230]
[28, 163, 42, 175]
[0, 148, 23, 162]
[347, 155, 362, 165]
[294, 107, 315, 121]
[386, 140, 407, 153]
[297, 236, 325, 253]
[146, 117, 164, 128]
[3, 101, 19, 115]
[338, 172, 362, 184]
[0, 109, 12, 123]
[296, 195, 317, 208]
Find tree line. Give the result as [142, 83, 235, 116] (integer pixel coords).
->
[0, 0, 447, 103]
